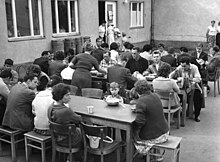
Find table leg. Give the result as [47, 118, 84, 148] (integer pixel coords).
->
[126, 127, 133, 162]
[181, 91, 187, 127]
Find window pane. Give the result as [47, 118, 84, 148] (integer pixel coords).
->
[15, 0, 30, 36]
[32, 0, 40, 35]
[132, 3, 137, 11]
[51, 0, 56, 33]
[5, 0, 14, 37]
[58, 1, 68, 33]
[70, 1, 76, 32]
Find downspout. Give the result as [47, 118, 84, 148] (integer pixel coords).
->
[150, 0, 155, 46]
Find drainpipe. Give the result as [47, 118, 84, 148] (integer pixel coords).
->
[150, 0, 155, 46]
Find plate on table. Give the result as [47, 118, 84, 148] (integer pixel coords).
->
[105, 98, 120, 106]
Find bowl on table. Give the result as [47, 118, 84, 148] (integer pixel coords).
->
[105, 98, 120, 106]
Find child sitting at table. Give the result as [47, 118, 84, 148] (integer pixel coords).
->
[105, 82, 124, 104]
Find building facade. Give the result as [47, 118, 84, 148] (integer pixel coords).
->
[0, 0, 151, 65]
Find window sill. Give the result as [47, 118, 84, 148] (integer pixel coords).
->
[8, 35, 45, 42]
[52, 32, 80, 38]
[129, 26, 144, 29]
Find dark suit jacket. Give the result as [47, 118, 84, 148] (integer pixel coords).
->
[107, 64, 137, 89]
[161, 55, 177, 67]
[191, 51, 208, 61]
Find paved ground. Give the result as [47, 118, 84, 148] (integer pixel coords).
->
[0, 82, 220, 162]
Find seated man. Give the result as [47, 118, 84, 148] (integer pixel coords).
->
[99, 51, 116, 73]
[107, 56, 137, 90]
[0, 58, 18, 86]
[91, 38, 105, 64]
[33, 51, 50, 75]
[170, 56, 202, 122]
[2, 74, 38, 131]
[161, 47, 177, 68]
[0, 70, 12, 125]
[125, 47, 149, 75]
[143, 50, 168, 76]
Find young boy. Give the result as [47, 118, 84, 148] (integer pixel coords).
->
[106, 82, 124, 104]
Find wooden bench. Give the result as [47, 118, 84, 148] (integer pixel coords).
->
[24, 131, 52, 162]
[0, 126, 24, 162]
[146, 136, 182, 162]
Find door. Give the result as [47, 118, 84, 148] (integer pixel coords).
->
[105, 1, 116, 27]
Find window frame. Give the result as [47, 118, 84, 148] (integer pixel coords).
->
[129, 1, 144, 28]
[52, 0, 79, 37]
[6, 0, 44, 41]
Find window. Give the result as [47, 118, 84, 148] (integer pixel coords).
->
[130, 2, 144, 27]
[51, 0, 79, 35]
[5, 0, 43, 38]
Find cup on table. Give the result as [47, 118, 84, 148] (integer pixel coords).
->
[87, 106, 94, 114]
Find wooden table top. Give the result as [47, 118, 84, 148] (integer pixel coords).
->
[69, 95, 136, 124]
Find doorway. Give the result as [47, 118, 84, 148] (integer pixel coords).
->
[98, 1, 117, 27]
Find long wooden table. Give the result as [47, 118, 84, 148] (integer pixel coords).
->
[69, 96, 136, 162]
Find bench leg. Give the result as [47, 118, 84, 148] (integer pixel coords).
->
[11, 135, 16, 162]
[0, 141, 2, 156]
[41, 142, 46, 162]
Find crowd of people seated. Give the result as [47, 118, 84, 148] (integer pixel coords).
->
[1, 37, 220, 161]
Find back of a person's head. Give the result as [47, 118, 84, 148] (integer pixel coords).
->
[212, 46, 219, 53]
[49, 74, 62, 87]
[110, 42, 118, 50]
[101, 42, 109, 49]
[67, 55, 74, 63]
[52, 83, 70, 101]
[134, 80, 151, 95]
[23, 73, 37, 82]
[27, 64, 41, 76]
[157, 63, 171, 78]
[180, 56, 190, 64]
[4, 58, 13, 66]
[85, 42, 94, 52]
[54, 51, 65, 60]
[41, 51, 49, 57]
[0, 70, 12, 79]
[126, 42, 134, 50]
[180, 47, 188, 53]
[167, 47, 175, 54]
[143, 44, 152, 52]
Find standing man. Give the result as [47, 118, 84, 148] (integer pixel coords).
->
[99, 20, 106, 42]
[2, 74, 38, 131]
[0, 59, 18, 86]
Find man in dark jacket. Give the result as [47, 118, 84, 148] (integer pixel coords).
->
[33, 51, 50, 75]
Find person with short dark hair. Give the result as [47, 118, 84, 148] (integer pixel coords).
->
[48, 51, 67, 77]
[2, 74, 38, 131]
[170, 56, 202, 122]
[140, 44, 153, 61]
[0, 70, 12, 125]
[161, 47, 177, 67]
[120, 42, 134, 61]
[91, 38, 105, 64]
[125, 46, 149, 75]
[32, 74, 62, 136]
[107, 55, 137, 90]
[133, 80, 169, 156]
[27, 64, 50, 91]
[0, 58, 18, 86]
[48, 83, 82, 148]
[143, 50, 168, 76]
[110, 42, 119, 63]
[33, 51, 50, 75]
[158, 43, 168, 56]
[99, 51, 116, 73]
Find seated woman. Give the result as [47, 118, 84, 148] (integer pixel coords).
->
[133, 80, 169, 158]
[152, 63, 181, 108]
[48, 83, 82, 148]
